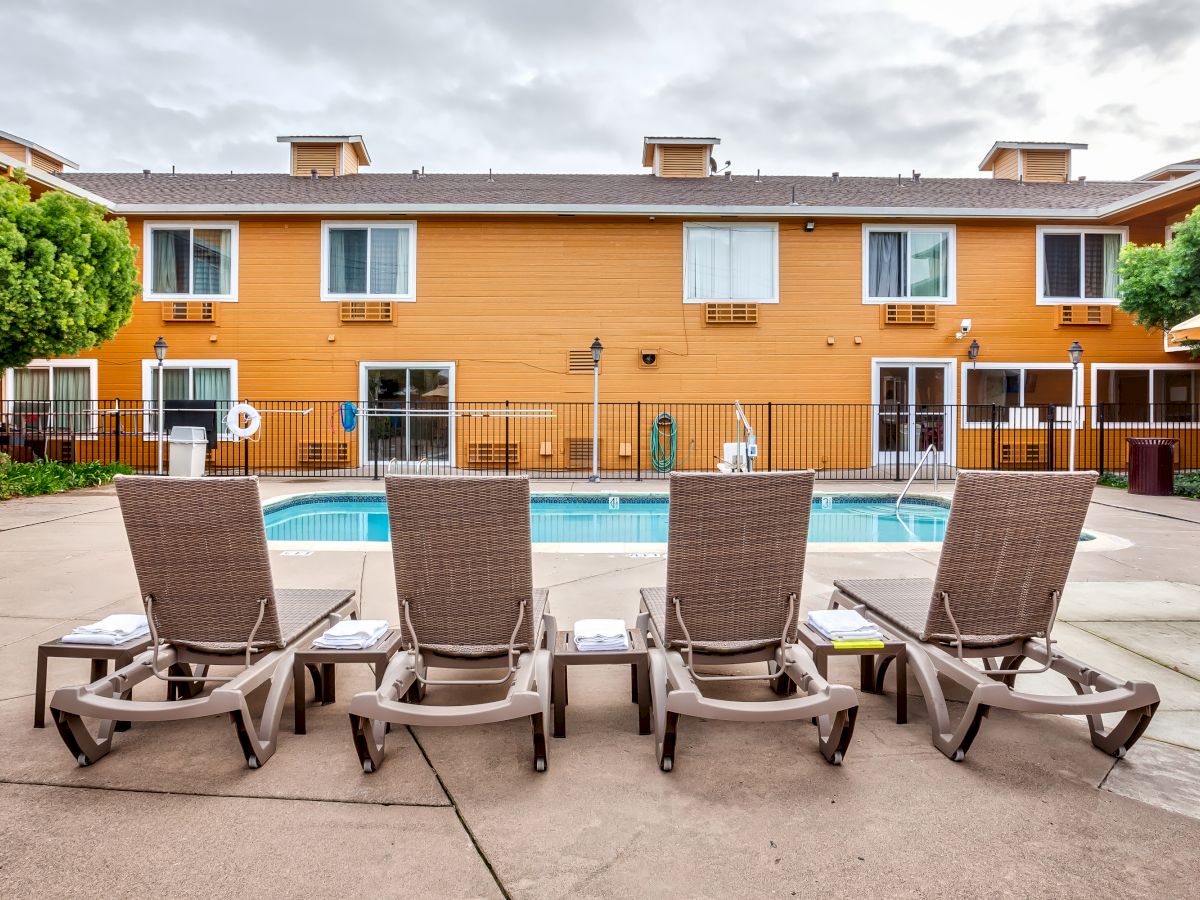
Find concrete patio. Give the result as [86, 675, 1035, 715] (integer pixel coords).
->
[2, 480, 1199, 898]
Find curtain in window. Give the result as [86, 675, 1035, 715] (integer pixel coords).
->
[1044, 233, 1081, 297]
[51, 367, 89, 433]
[192, 229, 231, 295]
[868, 232, 904, 297]
[686, 226, 728, 299]
[194, 367, 232, 435]
[152, 368, 190, 405]
[369, 227, 400, 295]
[908, 232, 948, 297]
[729, 227, 774, 300]
[329, 229, 368, 293]
[153, 230, 185, 293]
[1102, 233, 1121, 298]
[12, 368, 50, 429]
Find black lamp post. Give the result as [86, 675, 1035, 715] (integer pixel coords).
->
[590, 337, 603, 482]
[154, 336, 168, 474]
[1067, 341, 1083, 472]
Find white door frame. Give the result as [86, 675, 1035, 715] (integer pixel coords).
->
[358, 361, 457, 466]
[870, 358, 957, 466]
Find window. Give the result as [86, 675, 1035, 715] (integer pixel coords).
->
[141, 360, 238, 438]
[3, 360, 97, 433]
[1037, 227, 1125, 304]
[863, 226, 955, 303]
[321, 222, 416, 301]
[683, 223, 778, 303]
[144, 222, 238, 300]
[962, 364, 1078, 424]
[1093, 365, 1199, 424]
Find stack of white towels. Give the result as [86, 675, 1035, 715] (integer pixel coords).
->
[313, 619, 390, 650]
[805, 609, 884, 642]
[61, 614, 150, 646]
[573, 619, 630, 652]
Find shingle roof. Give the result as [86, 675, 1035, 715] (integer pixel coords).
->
[58, 171, 1153, 211]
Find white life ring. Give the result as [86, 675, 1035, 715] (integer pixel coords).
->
[226, 402, 261, 439]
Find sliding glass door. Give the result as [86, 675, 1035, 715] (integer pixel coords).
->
[362, 365, 453, 463]
[874, 361, 953, 464]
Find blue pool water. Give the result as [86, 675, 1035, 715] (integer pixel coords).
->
[263, 493, 954, 544]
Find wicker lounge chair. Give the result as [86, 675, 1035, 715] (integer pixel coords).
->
[50, 476, 357, 768]
[831, 471, 1159, 762]
[639, 471, 858, 771]
[349, 476, 555, 773]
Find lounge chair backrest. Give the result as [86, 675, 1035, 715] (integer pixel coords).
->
[115, 476, 282, 647]
[385, 476, 536, 651]
[664, 471, 814, 647]
[924, 471, 1097, 642]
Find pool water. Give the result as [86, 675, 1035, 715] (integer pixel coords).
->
[263, 493, 953, 545]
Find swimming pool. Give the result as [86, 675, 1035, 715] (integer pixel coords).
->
[263, 492, 954, 546]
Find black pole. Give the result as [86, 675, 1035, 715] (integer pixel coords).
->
[636, 400, 642, 481]
[990, 404, 997, 470]
[504, 399, 510, 476]
[113, 398, 121, 465]
[1098, 402, 1106, 477]
[766, 402, 773, 472]
[1046, 405, 1055, 471]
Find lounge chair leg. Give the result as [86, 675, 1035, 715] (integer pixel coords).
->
[305, 663, 324, 702]
[229, 660, 293, 769]
[873, 655, 894, 693]
[648, 650, 674, 771]
[1087, 702, 1159, 758]
[933, 699, 990, 762]
[816, 705, 856, 765]
[660, 712, 679, 772]
[53, 708, 116, 767]
[531, 712, 548, 772]
[350, 712, 387, 773]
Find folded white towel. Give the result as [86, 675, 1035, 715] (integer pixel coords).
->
[574, 619, 629, 652]
[806, 609, 883, 642]
[313, 619, 390, 650]
[61, 614, 150, 645]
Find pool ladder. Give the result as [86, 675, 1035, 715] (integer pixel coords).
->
[895, 444, 939, 512]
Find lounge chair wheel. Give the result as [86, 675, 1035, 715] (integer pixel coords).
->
[247, 755, 260, 769]
[535, 756, 547, 773]
[660, 756, 673, 772]
[77, 753, 91, 767]
[951, 748, 965, 762]
[362, 759, 375, 773]
[828, 750, 843, 765]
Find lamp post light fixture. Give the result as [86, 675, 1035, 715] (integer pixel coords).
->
[589, 337, 603, 482]
[1067, 341, 1083, 473]
[154, 336, 168, 475]
[967, 339, 980, 367]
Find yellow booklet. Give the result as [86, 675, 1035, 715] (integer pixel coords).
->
[831, 639, 885, 650]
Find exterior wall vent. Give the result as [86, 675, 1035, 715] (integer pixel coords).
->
[567, 349, 597, 373]
[642, 136, 720, 178]
[704, 302, 759, 325]
[466, 442, 520, 467]
[880, 304, 937, 326]
[340, 301, 394, 322]
[978, 141, 1085, 182]
[162, 301, 216, 322]
[278, 135, 370, 176]
[1057, 304, 1112, 326]
[296, 441, 350, 466]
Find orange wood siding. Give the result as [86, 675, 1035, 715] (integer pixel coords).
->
[0, 138, 28, 162]
[1021, 150, 1070, 182]
[991, 148, 1019, 180]
[41, 214, 1184, 413]
[340, 145, 359, 175]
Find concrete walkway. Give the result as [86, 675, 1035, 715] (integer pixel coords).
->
[1, 480, 1199, 898]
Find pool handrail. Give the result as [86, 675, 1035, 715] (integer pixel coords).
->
[895, 444, 939, 512]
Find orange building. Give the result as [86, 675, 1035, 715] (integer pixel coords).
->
[2, 131, 1199, 475]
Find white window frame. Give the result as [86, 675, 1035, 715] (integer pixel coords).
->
[1090, 363, 1200, 428]
[960, 362, 1082, 428]
[140, 359, 239, 440]
[320, 220, 417, 302]
[682, 222, 779, 304]
[2, 358, 99, 435]
[142, 221, 239, 302]
[861, 224, 957, 305]
[1035, 225, 1127, 306]
[358, 361, 456, 466]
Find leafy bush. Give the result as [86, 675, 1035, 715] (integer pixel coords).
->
[1118, 205, 1200, 357]
[0, 459, 132, 500]
[1095, 471, 1200, 500]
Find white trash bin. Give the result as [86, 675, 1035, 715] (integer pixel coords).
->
[168, 426, 208, 477]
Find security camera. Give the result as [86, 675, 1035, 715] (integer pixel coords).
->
[955, 318, 973, 341]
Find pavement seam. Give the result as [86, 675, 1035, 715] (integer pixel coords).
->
[1090, 499, 1200, 527]
[0, 503, 120, 533]
[0, 776, 453, 808]
[405, 725, 513, 900]
[541, 557, 663, 590]
[1068, 622, 1200, 684]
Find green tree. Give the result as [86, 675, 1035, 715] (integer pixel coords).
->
[0, 173, 138, 370]
[1118, 204, 1200, 356]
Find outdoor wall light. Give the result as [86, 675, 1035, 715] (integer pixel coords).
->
[967, 339, 980, 365]
[591, 336, 603, 366]
[804, 221, 816, 232]
[154, 335, 168, 362]
[1068, 340, 1084, 367]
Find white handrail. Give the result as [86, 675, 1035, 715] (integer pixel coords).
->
[896, 443, 939, 511]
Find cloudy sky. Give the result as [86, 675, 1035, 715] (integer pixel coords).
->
[4, 0, 1196, 180]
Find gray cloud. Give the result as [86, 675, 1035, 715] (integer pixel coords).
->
[2, 0, 1195, 180]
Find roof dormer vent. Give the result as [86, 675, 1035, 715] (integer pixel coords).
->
[278, 134, 370, 177]
[642, 136, 720, 178]
[978, 141, 1086, 183]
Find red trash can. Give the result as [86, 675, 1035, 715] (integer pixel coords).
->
[1126, 438, 1177, 495]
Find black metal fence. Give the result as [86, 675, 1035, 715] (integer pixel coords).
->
[2, 399, 1198, 480]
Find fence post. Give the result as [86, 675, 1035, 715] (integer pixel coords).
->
[1097, 402, 1106, 477]
[1046, 405, 1056, 471]
[243, 417, 250, 477]
[636, 400, 642, 481]
[504, 400, 510, 476]
[766, 402, 773, 472]
[113, 398, 121, 465]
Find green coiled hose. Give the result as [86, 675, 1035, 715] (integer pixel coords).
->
[650, 412, 677, 473]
